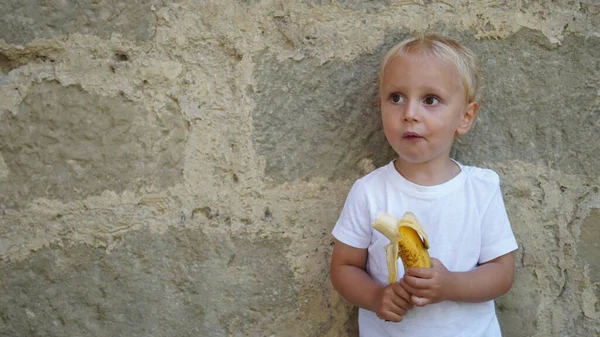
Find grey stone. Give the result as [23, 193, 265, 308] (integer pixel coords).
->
[453, 29, 600, 178]
[579, 208, 600, 282]
[250, 45, 401, 184]
[0, 0, 163, 45]
[0, 226, 297, 337]
[305, 0, 393, 12]
[0, 81, 187, 208]
[495, 268, 540, 337]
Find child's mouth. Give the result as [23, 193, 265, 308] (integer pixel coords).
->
[403, 132, 423, 139]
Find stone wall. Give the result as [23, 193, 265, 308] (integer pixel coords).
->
[1, 1, 599, 336]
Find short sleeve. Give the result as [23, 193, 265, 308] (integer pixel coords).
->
[479, 183, 518, 264]
[331, 180, 372, 249]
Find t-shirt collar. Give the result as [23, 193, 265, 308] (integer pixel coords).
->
[385, 159, 466, 198]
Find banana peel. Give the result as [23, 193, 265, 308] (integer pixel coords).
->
[372, 212, 431, 284]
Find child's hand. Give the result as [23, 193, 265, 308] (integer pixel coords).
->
[374, 279, 414, 322]
[400, 258, 452, 307]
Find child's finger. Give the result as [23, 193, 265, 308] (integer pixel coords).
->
[399, 277, 424, 298]
[402, 274, 431, 290]
[379, 307, 405, 322]
[406, 267, 435, 279]
[393, 279, 413, 301]
[382, 313, 403, 323]
[390, 290, 414, 311]
[401, 282, 429, 299]
[430, 257, 442, 266]
[411, 294, 431, 307]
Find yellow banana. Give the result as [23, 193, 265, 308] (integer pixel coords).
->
[372, 212, 431, 284]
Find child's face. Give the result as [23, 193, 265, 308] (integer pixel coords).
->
[379, 52, 478, 166]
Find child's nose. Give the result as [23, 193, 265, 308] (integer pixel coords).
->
[403, 101, 420, 122]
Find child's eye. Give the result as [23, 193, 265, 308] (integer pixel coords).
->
[391, 94, 405, 104]
[423, 96, 440, 106]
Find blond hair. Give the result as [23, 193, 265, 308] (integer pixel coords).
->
[378, 34, 480, 104]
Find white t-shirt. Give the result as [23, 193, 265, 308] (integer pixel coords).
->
[332, 160, 518, 337]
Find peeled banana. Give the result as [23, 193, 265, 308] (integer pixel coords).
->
[372, 212, 431, 284]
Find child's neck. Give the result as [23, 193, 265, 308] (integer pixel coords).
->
[394, 158, 461, 186]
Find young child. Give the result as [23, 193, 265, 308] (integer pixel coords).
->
[330, 34, 518, 337]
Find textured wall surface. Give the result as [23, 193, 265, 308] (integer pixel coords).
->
[0, 1, 599, 336]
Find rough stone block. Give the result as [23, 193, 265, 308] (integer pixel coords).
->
[305, 0, 392, 12]
[0, 0, 163, 45]
[0, 81, 187, 208]
[0, 227, 297, 337]
[250, 50, 397, 184]
[454, 29, 600, 178]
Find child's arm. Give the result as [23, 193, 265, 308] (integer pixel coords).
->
[399, 252, 515, 306]
[330, 239, 414, 322]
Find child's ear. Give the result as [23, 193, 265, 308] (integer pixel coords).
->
[456, 101, 479, 135]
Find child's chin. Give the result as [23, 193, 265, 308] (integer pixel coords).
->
[395, 154, 430, 164]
